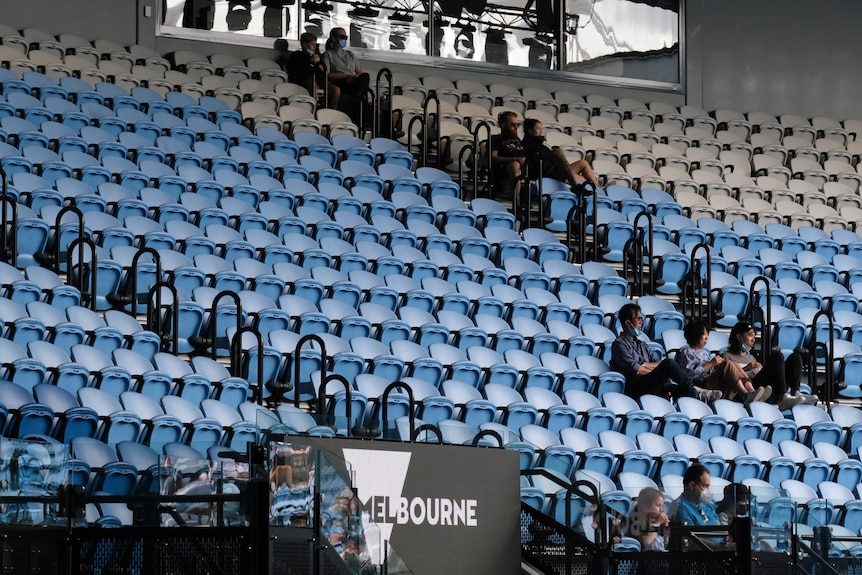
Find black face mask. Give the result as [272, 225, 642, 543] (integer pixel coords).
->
[524, 134, 545, 144]
[736, 504, 749, 517]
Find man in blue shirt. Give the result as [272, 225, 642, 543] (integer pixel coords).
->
[669, 463, 728, 550]
[670, 463, 720, 527]
[609, 303, 721, 402]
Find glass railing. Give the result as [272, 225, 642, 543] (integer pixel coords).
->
[521, 471, 862, 560]
[264, 437, 417, 575]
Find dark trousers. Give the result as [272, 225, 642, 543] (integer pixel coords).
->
[626, 358, 697, 400]
[753, 350, 803, 401]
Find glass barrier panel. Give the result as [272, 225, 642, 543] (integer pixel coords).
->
[158, 0, 682, 89]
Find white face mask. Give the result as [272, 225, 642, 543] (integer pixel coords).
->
[700, 489, 713, 505]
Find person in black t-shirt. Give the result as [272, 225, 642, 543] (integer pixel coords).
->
[490, 110, 526, 198]
[521, 117, 598, 190]
[284, 33, 340, 109]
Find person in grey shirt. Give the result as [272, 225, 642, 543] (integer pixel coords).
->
[321, 27, 370, 119]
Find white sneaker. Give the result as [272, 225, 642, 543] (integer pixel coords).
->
[798, 393, 819, 405]
[779, 394, 806, 411]
[697, 388, 722, 403]
[745, 385, 772, 406]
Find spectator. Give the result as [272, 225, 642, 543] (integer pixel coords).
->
[669, 463, 719, 526]
[628, 487, 669, 551]
[716, 483, 774, 552]
[676, 319, 771, 406]
[715, 483, 750, 526]
[489, 110, 526, 199]
[322, 27, 370, 123]
[723, 321, 818, 409]
[285, 33, 339, 109]
[609, 303, 721, 403]
[668, 463, 728, 550]
[521, 117, 598, 190]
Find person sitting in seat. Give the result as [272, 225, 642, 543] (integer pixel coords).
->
[489, 110, 526, 200]
[521, 117, 598, 191]
[285, 33, 339, 109]
[610, 303, 721, 403]
[322, 27, 370, 123]
[628, 486, 670, 551]
[675, 319, 771, 406]
[723, 320, 819, 408]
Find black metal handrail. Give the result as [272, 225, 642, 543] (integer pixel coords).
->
[381, 380, 415, 440]
[230, 325, 265, 405]
[421, 91, 441, 168]
[39, 204, 84, 273]
[624, 210, 656, 296]
[193, 290, 243, 361]
[744, 275, 774, 366]
[67, 235, 98, 311]
[146, 281, 178, 354]
[566, 182, 599, 264]
[0, 165, 17, 266]
[317, 373, 353, 438]
[291, 334, 328, 409]
[470, 119, 493, 199]
[107, 246, 162, 316]
[683, 242, 714, 324]
[374, 68, 393, 139]
[808, 310, 835, 409]
[406, 114, 426, 175]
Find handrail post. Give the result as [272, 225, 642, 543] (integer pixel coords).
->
[318, 373, 353, 437]
[0, 165, 17, 266]
[406, 115, 426, 174]
[146, 281, 178, 354]
[292, 334, 328, 409]
[471, 120, 492, 199]
[40, 204, 84, 273]
[622, 236, 641, 297]
[381, 380, 415, 439]
[374, 68, 393, 140]
[684, 242, 713, 324]
[194, 290, 242, 360]
[422, 92, 440, 168]
[809, 311, 835, 409]
[631, 210, 655, 296]
[745, 275, 774, 365]
[108, 246, 161, 316]
[67, 236, 98, 311]
[231, 325, 265, 405]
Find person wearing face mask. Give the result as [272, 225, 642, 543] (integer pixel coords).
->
[676, 319, 771, 406]
[716, 483, 775, 552]
[322, 27, 370, 121]
[610, 303, 722, 402]
[723, 321, 818, 409]
[715, 483, 750, 525]
[521, 117, 598, 192]
[285, 33, 340, 109]
[669, 464, 720, 530]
